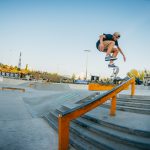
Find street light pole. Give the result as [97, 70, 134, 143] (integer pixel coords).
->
[84, 50, 91, 80]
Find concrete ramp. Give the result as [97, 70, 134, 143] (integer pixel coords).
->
[23, 90, 97, 117]
[30, 82, 71, 91]
[2, 78, 28, 85]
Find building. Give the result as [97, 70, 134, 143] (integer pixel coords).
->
[143, 75, 150, 86]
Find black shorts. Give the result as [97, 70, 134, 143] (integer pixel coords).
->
[96, 40, 100, 49]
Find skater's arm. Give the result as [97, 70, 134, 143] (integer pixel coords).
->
[118, 46, 126, 62]
[99, 35, 106, 51]
[99, 35, 106, 43]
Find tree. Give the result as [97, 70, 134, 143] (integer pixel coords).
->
[71, 73, 76, 82]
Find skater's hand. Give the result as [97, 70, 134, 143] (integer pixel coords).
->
[100, 43, 104, 51]
[123, 55, 126, 62]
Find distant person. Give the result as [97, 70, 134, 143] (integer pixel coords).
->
[96, 32, 126, 68]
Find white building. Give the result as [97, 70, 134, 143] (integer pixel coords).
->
[144, 76, 150, 86]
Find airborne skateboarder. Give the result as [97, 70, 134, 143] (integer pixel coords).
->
[96, 32, 126, 68]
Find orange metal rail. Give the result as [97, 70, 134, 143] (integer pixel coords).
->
[88, 83, 115, 90]
[58, 77, 135, 150]
[88, 83, 129, 90]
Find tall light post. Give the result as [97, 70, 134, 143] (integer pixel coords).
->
[84, 50, 91, 80]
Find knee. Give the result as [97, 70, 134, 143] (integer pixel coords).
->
[98, 45, 103, 52]
[109, 41, 115, 46]
[113, 48, 119, 53]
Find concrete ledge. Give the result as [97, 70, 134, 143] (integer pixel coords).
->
[1, 87, 25, 92]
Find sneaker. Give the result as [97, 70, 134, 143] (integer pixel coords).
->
[105, 55, 117, 61]
[108, 63, 117, 68]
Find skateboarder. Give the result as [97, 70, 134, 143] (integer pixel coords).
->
[96, 32, 126, 67]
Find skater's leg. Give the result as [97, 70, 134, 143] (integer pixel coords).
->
[106, 41, 115, 56]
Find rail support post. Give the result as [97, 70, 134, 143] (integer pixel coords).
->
[131, 80, 135, 96]
[58, 115, 70, 150]
[110, 95, 117, 116]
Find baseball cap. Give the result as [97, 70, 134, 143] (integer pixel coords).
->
[113, 32, 121, 38]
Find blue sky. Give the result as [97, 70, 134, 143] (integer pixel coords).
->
[0, 0, 150, 78]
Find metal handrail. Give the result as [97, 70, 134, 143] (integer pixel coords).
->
[58, 77, 135, 150]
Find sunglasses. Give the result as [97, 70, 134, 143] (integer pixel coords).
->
[114, 35, 120, 38]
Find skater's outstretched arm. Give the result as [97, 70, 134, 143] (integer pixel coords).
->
[118, 46, 126, 62]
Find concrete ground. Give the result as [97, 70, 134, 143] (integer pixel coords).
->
[0, 78, 90, 150]
[0, 90, 58, 150]
[0, 78, 150, 150]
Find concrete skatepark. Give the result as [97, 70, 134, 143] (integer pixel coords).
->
[0, 78, 150, 150]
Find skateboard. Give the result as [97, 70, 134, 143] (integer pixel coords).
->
[109, 66, 130, 84]
[110, 66, 119, 79]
